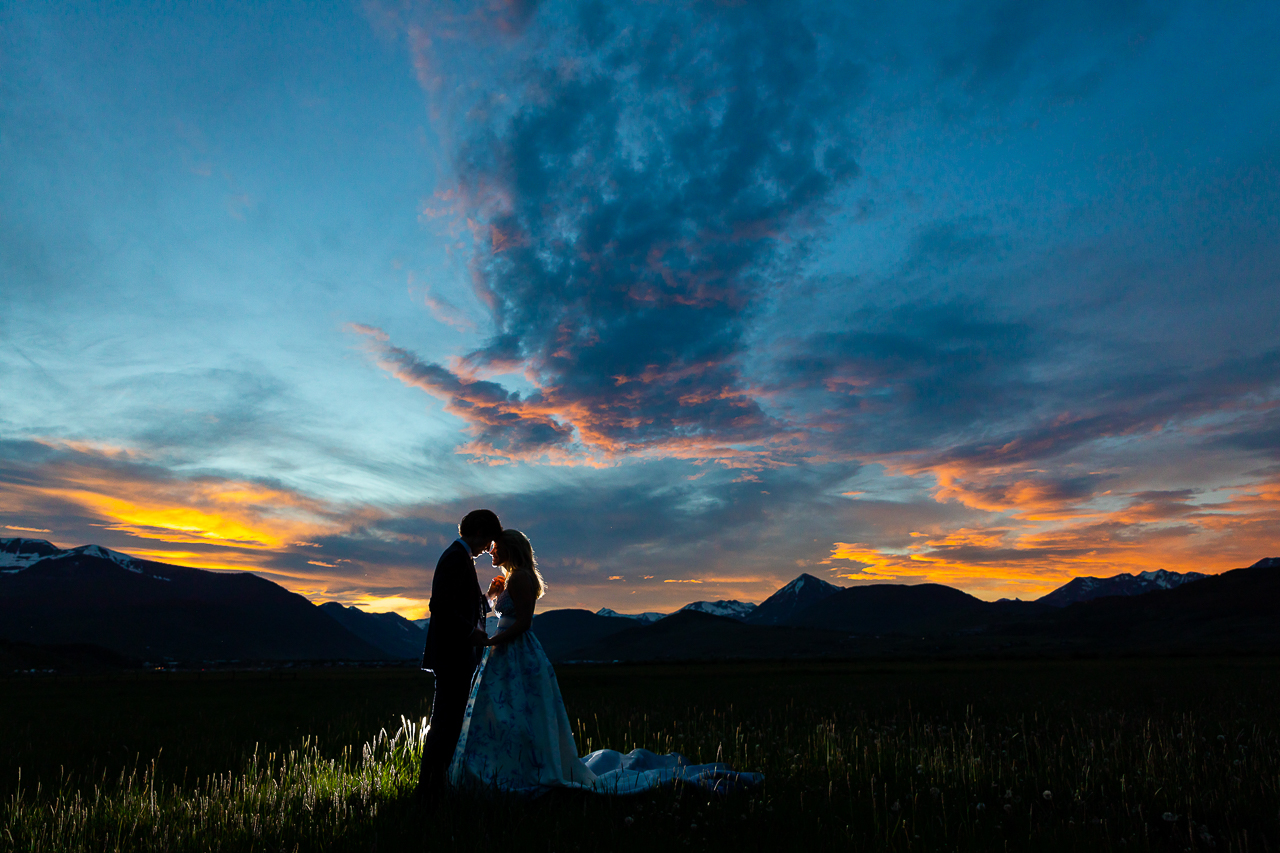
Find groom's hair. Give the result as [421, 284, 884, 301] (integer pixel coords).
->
[459, 509, 502, 542]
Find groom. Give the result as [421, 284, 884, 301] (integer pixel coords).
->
[417, 508, 503, 804]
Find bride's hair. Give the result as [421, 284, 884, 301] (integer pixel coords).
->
[498, 528, 545, 599]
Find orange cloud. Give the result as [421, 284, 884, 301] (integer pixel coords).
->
[13, 470, 338, 550]
[351, 324, 795, 470]
[0, 439, 387, 574]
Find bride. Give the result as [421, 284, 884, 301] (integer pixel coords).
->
[447, 528, 595, 793]
[447, 529, 761, 796]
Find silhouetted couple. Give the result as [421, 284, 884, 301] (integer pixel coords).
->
[417, 509, 763, 802]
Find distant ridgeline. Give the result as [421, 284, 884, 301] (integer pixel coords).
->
[2, 537, 1278, 668]
[0, 538, 424, 667]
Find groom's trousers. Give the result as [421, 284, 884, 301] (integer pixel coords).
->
[418, 664, 475, 797]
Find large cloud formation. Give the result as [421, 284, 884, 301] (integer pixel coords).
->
[369, 0, 865, 465]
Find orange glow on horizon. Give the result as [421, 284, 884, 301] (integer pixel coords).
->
[5, 431, 1277, 615]
[346, 594, 431, 621]
[822, 471, 1280, 600]
[0, 458, 348, 554]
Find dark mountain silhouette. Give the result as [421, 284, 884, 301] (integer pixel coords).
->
[1008, 557, 1280, 653]
[0, 542, 386, 661]
[548, 609, 856, 663]
[317, 602, 425, 659]
[532, 559, 1280, 661]
[531, 609, 637, 661]
[1036, 569, 1208, 607]
[745, 573, 843, 625]
[783, 583, 1051, 634]
[5, 537, 1275, 665]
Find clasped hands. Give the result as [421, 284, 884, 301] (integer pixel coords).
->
[469, 575, 509, 647]
[471, 627, 508, 647]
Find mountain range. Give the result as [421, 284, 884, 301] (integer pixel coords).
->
[2, 536, 1272, 667]
[536, 559, 1280, 662]
[587, 574, 845, 627]
[595, 608, 666, 623]
[316, 602, 425, 660]
[0, 538, 418, 664]
[680, 600, 758, 620]
[1035, 569, 1209, 607]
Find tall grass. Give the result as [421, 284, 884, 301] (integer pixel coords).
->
[3, 718, 424, 852]
[3, 659, 1279, 851]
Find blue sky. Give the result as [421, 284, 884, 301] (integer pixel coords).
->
[2, 0, 1278, 617]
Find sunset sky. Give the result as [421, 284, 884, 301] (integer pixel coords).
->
[2, 0, 1278, 619]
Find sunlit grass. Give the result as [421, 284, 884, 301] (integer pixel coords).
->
[3, 661, 1279, 851]
[3, 719, 424, 852]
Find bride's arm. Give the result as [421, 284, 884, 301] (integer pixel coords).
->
[484, 573, 535, 646]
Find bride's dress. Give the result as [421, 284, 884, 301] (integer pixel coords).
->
[448, 591, 762, 796]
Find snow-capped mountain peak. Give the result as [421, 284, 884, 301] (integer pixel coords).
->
[1037, 568, 1209, 607]
[595, 608, 666, 624]
[71, 544, 142, 573]
[780, 576, 816, 595]
[0, 538, 161, 578]
[679, 600, 757, 621]
[0, 537, 64, 571]
[746, 573, 844, 625]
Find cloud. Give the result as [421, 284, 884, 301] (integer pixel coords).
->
[774, 300, 1039, 446]
[409, 272, 477, 331]
[377, 0, 866, 465]
[0, 439, 347, 551]
[900, 218, 1003, 276]
[822, 470, 1280, 597]
[351, 324, 578, 462]
[927, 0, 1171, 104]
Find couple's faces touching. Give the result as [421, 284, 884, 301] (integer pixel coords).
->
[489, 539, 508, 569]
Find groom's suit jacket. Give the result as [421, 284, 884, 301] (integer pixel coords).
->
[422, 540, 488, 673]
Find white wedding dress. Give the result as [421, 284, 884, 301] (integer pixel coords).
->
[448, 591, 762, 796]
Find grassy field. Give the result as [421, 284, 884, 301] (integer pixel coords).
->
[3, 658, 1279, 851]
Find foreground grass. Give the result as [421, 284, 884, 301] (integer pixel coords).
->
[2, 659, 1279, 851]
